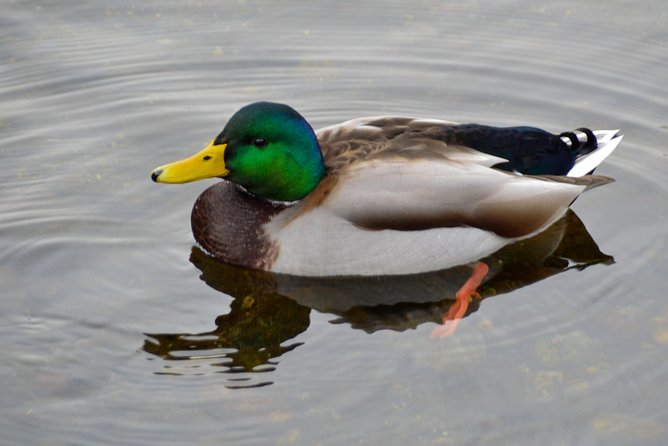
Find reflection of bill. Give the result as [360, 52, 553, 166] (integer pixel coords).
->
[142, 210, 612, 383]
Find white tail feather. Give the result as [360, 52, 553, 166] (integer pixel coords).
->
[567, 130, 623, 177]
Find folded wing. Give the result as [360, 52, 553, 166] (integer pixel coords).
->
[326, 155, 611, 238]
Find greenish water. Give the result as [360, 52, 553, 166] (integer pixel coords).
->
[2, 1, 667, 445]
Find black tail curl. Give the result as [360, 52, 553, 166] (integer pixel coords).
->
[559, 128, 598, 155]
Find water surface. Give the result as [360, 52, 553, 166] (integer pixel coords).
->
[2, 1, 668, 445]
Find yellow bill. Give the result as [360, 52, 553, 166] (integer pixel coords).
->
[151, 140, 229, 184]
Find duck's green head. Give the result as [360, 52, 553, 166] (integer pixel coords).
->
[151, 102, 325, 202]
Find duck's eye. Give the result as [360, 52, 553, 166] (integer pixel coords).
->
[253, 138, 267, 148]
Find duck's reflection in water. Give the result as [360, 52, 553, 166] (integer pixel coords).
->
[143, 210, 612, 385]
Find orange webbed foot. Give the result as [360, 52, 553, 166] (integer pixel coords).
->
[431, 261, 489, 339]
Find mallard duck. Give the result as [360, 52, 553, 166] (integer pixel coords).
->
[151, 102, 622, 277]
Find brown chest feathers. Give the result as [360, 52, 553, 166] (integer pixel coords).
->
[191, 182, 290, 270]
